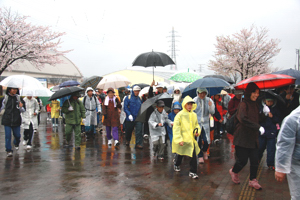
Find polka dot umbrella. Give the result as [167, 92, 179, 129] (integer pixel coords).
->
[169, 72, 202, 83]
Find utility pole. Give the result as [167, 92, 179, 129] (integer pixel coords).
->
[167, 27, 180, 70]
[198, 64, 205, 73]
[296, 49, 300, 71]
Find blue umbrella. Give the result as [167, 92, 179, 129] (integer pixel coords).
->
[59, 80, 81, 88]
[272, 68, 300, 85]
[182, 77, 230, 99]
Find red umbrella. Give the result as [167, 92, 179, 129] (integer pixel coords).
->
[235, 74, 296, 90]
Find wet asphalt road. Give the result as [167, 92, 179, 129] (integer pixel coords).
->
[0, 113, 291, 200]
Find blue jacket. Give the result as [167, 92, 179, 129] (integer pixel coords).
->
[259, 102, 281, 138]
[124, 94, 142, 121]
[166, 102, 181, 136]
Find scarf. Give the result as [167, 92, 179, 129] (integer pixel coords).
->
[104, 96, 116, 107]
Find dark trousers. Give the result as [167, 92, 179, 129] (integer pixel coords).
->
[258, 136, 276, 167]
[143, 121, 149, 136]
[175, 146, 198, 173]
[197, 127, 209, 158]
[125, 121, 143, 146]
[152, 136, 165, 157]
[232, 146, 259, 180]
[214, 121, 221, 140]
[24, 123, 34, 146]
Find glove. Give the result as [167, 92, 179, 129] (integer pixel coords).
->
[263, 105, 270, 116]
[129, 115, 133, 121]
[259, 126, 265, 135]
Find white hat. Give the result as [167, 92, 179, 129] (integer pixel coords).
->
[156, 84, 163, 88]
[133, 86, 141, 91]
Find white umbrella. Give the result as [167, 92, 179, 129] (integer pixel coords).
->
[20, 87, 53, 97]
[138, 86, 156, 97]
[0, 75, 45, 89]
[97, 74, 131, 90]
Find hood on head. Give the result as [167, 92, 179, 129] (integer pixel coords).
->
[85, 87, 95, 95]
[244, 82, 259, 100]
[173, 86, 181, 94]
[172, 101, 182, 110]
[181, 96, 197, 112]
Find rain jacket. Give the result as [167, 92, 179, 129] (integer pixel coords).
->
[21, 97, 39, 129]
[166, 102, 182, 138]
[102, 96, 122, 127]
[50, 100, 60, 118]
[212, 96, 227, 121]
[172, 96, 201, 157]
[124, 94, 142, 121]
[148, 108, 172, 143]
[228, 96, 241, 116]
[61, 98, 86, 125]
[172, 86, 182, 103]
[82, 88, 101, 126]
[193, 95, 215, 144]
[1, 94, 25, 127]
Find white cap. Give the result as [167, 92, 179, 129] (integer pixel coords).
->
[156, 84, 163, 88]
[133, 86, 141, 91]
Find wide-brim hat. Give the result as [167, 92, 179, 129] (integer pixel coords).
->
[107, 87, 115, 93]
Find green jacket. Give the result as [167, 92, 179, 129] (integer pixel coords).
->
[62, 98, 86, 125]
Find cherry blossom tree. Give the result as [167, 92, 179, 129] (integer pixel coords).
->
[208, 25, 281, 81]
[0, 8, 70, 75]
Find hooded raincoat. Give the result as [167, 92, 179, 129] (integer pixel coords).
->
[83, 87, 101, 126]
[50, 100, 60, 118]
[148, 108, 172, 143]
[172, 96, 201, 157]
[172, 86, 182, 103]
[193, 94, 215, 144]
[275, 106, 300, 199]
[21, 97, 39, 129]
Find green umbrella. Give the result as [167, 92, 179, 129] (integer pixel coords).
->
[169, 72, 202, 83]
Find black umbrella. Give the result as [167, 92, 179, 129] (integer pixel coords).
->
[258, 90, 285, 105]
[80, 76, 102, 90]
[48, 86, 84, 101]
[132, 50, 175, 80]
[135, 93, 173, 123]
[203, 75, 234, 84]
[131, 83, 150, 90]
[272, 68, 300, 85]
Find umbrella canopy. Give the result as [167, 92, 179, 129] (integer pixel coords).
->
[258, 90, 285, 105]
[132, 51, 175, 79]
[59, 80, 81, 88]
[135, 93, 173, 123]
[182, 77, 230, 99]
[20, 87, 53, 97]
[80, 76, 102, 90]
[50, 85, 60, 92]
[203, 74, 234, 84]
[169, 72, 202, 83]
[97, 74, 131, 90]
[131, 83, 150, 90]
[235, 74, 296, 90]
[48, 86, 84, 101]
[0, 75, 45, 89]
[138, 86, 153, 97]
[272, 68, 300, 85]
[167, 82, 190, 94]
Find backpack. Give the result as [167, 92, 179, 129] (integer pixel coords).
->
[0, 94, 22, 116]
[226, 102, 247, 135]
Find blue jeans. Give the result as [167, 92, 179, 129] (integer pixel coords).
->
[197, 127, 209, 158]
[125, 121, 143, 146]
[5, 126, 21, 152]
[258, 136, 276, 166]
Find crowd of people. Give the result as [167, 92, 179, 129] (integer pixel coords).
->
[1, 80, 300, 199]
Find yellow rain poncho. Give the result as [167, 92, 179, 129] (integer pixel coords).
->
[50, 100, 60, 119]
[172, 96, 201, 157]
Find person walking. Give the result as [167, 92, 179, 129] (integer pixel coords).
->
[50, 99, 60, 127]
[102, 87, 122, 146]
[82, 87, 101, 140]
[22, 93, 39, 150]
[124, 86, 143, 149]
[1, 87, 25, 157]
[61, 93, 86, 150]
[229, 82, 266, 190]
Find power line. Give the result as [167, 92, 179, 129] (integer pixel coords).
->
[167, 27, 180, 70]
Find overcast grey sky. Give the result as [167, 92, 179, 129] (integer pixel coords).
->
[1, 0, 300, 77]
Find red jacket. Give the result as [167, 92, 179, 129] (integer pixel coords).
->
[228, 96, 241, 117]
[212, 96, 227, 121]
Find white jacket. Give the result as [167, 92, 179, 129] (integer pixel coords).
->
[148, 109, 172, 143]
[21, 97, 39, 129]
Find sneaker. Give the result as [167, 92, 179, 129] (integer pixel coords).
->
[189, 172, 199, 179]
[23, 140, 27, 146]
[203, 152, 208, 160]
[143, 134, 149, 139]
[15, 146, 19, 151]
[34, 129, 37, 133]
[7, 152, 13, 157]
[108, 140, 112, 146]
[198, 157, 204, 164]
[26, 145, 32, 150]
[114, 140, 120, 146]
[174, 165, 181, 172]
[158, 156, 164, 160]
[229, 168, 240, 184]
[249, 179, 262, 190]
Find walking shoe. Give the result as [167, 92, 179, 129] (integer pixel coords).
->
[203, 152, 208, 160]
[249, 179, 262, 190]
[7, 152, 13, 157]
[229, 168, 240, 184]
[189, 172, 199, 179]
[198, 157, 204, 164]
[108, 140, 112, 146]
[26, 145, 32, 150]
[135, 145, 143, 149]
[23, 140, 27, 146]
[143, 134, 149, 139]
[15, 146, 19, 151]
[268, 166, 275, 171]
[75, 146, 81, 150]
[114, 140, 120, 146]
[174, 165, 181, 172]
[158, 156, 164, 160]
[34, 129, 37, 133]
